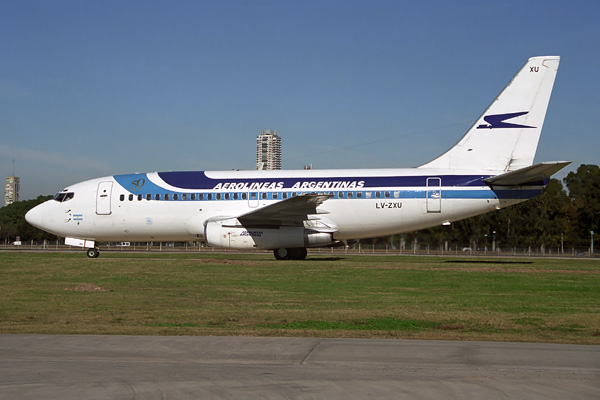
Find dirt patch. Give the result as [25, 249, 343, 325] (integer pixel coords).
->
[66, 283, 107, 292]
[437, 324, 466, 331]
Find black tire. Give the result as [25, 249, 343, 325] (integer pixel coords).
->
[274, 248, 289, 260]
[296, 248, 308, 260]
[87, 248, 100, 258]
[274, 248, 308, 260]
[288, 248, 308, 260]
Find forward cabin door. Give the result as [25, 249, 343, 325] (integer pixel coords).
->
[426, 177, 442, 213]
[96, 181, 113, 215]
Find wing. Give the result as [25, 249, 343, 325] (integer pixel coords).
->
[237, 194, 332, 228]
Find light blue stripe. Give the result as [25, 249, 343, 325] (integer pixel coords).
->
[113, 178, 542, 202]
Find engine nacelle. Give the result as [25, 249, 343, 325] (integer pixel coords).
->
[205, 219, 333, 250]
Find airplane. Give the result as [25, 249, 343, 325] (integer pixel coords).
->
[26, 56, 569, 260]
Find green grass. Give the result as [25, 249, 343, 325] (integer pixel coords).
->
[0, 251, 599, 344]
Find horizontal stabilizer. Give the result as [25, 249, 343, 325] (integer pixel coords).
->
[484, 161, 571, 186]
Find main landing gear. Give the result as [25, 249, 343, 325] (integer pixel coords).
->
[86, 247, 100, 258]
[274, 247, 308, 260]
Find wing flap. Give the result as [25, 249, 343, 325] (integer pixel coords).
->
[238, 194, 332, 225]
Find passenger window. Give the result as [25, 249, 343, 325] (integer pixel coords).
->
[233, 193, 239, 200]
[216, 193, 221, 200]
[283, 192, 288, 199]
[128, 194, 134, 201]
[357, 192, 363, 199]
[191, 194, 196, 200]
[394, 191, 400, 198]
[250, 193, 257, 200]
[273, 193, 278, 199]
[199, 193, 204, 200]
[242, 193, 247, 200]
[375, 192, 381, 198]
[146, 194, 151, 201]
[262, 193, 268, 200]
[348, 192, 353, 199]
[366, 192, 372, 199]
[155, 194, 160, 200]
[164, 194, 169, 201]
[138, 194, 143, 201]
[384, 191, 390, 198]
[207, 193, 212, 200]
[173, 194, 178, 200]
[182, 193, 187, 200]
[338, 192, 344, 198]
[120, 194, 125, 201]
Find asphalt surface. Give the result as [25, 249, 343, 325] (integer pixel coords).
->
[1, 335, 598, 399]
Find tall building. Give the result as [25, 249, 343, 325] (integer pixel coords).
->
[256, 129, 282, 170]
[5, 176, 20, 206]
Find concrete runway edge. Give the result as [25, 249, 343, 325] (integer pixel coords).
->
[1, 335, 598, 399]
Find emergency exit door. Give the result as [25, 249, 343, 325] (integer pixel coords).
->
[426, 177, 442, 213]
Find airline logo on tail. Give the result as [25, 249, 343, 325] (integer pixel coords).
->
[477, 111, 535, 129]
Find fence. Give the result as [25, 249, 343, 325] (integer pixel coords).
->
[2, 239, 598, 258]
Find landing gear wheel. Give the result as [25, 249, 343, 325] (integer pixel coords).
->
[274, 248, 307, 260]
[288, 248, 308, 260]
[274, 248, 289, 260]
[297, 248, 307, 260]
[87, 248, 100, 258]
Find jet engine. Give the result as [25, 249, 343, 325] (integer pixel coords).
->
[204, 218, 333, 250]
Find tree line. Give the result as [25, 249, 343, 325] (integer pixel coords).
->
[1, 195, 55, 243]
[1, 165, 599, 249]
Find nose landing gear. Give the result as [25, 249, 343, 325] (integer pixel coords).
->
[86, 247, 100, 258]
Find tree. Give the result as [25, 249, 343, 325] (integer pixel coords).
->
[564, 164, 600, 246]
[0, 196, 56, 242]
[501, 179, 572, 250]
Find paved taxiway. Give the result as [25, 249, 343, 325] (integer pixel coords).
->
[1, 335, 598, 399]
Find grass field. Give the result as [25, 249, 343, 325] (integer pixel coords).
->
[1, 251, 599, 344]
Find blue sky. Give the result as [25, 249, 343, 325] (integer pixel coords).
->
[2, 0, 599, 200]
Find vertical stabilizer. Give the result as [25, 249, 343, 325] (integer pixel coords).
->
[419, 56, 560, 171]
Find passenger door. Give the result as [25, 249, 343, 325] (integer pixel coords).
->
[96, 181, 113, 215]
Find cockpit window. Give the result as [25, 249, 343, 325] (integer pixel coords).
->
[53, 192, 75, 202]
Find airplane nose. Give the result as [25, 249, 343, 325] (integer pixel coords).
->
[25, 204, 45, 229]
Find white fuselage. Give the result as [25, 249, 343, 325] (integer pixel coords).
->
[26, 167, 540, 246]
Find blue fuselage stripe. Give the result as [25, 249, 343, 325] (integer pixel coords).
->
[154, 171, 490, 190]
[112, 172, 543, 202]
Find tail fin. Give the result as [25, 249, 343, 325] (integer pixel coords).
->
[419, 56, 560, 172]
